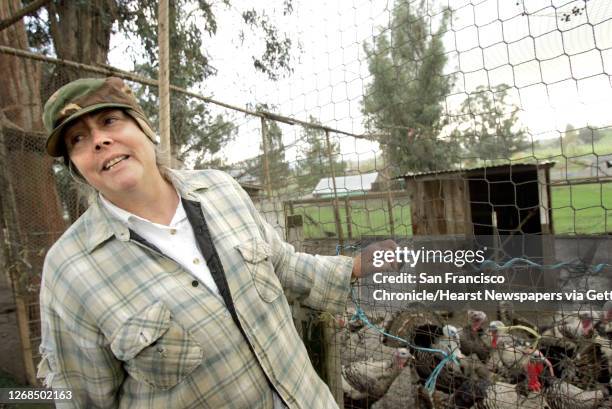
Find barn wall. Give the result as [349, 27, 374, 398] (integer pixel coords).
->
[407, 177, 470, 236]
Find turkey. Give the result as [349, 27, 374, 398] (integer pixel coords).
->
[340, 320, 395, 367]
[339, 309, 395, 366]
[342, 347, 413, 402]
[487, 344, 553, 385]
[424, 378, 489, 409]
[459, 310, 490, 363]
[413, 325, 466, 394]
[484, 321, 521, 350]
[595, 301, 612, 340]
[564, 334, 612, 391]
[542, 310, 598, 340]
[478, 380, 546, 409]
[540, 310, 598, 379]
[497, 301, 539, 332]
[433, 378, 545, 409]
[371, 366, 491, 409]
[442, 351, 550, 409]
[543, 378, 607, 409]
[382, 309, 444, 348]
[370, 357, 430, 409]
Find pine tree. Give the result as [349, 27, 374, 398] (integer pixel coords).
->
[453, 85, 529, 162]
[362, 0, 457, 174]
[295, 117, 345, 192]
[255, 119, 290, 189]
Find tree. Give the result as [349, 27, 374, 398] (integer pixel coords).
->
[362, 0, 457, 174]
[25, 0, 295, 164]
[453, 84, 529, 161]
[0, 1, 66, 294]
[295, 116, 346, 192]
[239, 114, 290, 190]
[565, 123, 578, 142]
[577, 125, 603, 144]
[259, 118, 289, 188]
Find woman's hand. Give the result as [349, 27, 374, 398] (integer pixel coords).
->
[351, 239, 398, 280]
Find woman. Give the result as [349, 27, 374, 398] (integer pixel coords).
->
[38, 77, 364, 408]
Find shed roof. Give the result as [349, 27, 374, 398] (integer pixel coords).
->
[313, 172, 379, 196]
[399, 162, 555, 181]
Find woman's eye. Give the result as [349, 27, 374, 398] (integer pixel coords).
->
[104, 116, 118, 125]
[71, 135, 83, 145]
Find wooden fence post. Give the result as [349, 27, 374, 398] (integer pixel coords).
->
[324, 130, 344, 248]
[344, 197, 353, 240]
[260, 117, 272, 198]
[158, 0, 171, 165]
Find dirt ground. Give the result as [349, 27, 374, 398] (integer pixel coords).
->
[0, 274, 27, 386]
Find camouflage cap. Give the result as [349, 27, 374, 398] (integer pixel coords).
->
[43, 77, 157, 157]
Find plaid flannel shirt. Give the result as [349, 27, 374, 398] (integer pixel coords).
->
[38, 169, 353, 408]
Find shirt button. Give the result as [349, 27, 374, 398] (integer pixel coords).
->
[192, 280, 199, 287]
[193, 258, 200, 265]
[170, 229, 177, 235]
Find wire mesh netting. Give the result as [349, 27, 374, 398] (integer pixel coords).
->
[1, 0, 612, 406]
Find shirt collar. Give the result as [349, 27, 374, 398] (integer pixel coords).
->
[99, 189, 185, 227]
[84, 169, 209, 253]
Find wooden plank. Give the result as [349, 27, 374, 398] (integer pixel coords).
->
[443, 179, 458, 235]
[550, 177, 612, 186]
[344, 198, 353, 240]
[537, 168, 551, 229]
[463, 178, 473, 236]
[386, 190, 395, 236]
[322, 320, 343, 407]
[14, 294, 36, 385]
[429, 180, 445, 235]
[409, 181, 421, 235]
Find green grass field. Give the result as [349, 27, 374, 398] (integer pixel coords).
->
[293, 183, 612, 239]
[293, 198, 412, 239]
[551, 183, 612, 234]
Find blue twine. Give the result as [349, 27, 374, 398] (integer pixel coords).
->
[338, 244, 458, 394]
[348, 287, 458, 395]
[335, 243, 610, 394]
[478, 257, 610, 273]
[336, 244, 610, 273]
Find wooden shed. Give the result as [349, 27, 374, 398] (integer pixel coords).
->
[401, 162, 555, 237]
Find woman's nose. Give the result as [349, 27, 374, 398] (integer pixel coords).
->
[94, 140, 112, 151]
[92, 130, 113, 151]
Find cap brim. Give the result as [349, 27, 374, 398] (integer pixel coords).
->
[45, 102, 134, 157]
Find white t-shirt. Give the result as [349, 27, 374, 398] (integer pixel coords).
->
[99, 192, 220, 295]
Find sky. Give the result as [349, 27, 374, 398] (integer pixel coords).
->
[108, 0, 612, 166]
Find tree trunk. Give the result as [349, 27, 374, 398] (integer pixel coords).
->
[0, 0, 67, 386]
[46, 0, 116, 82]
[42, 0, 118, 221]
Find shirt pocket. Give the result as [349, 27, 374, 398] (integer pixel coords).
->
[236, 238, 283, 302]
[110, 301, 203, 390]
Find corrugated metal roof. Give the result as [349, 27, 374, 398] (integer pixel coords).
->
[399, 161, 555, 179]
[313, 172, 379, 195]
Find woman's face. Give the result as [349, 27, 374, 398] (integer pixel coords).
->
[63, 109, 158, 200]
